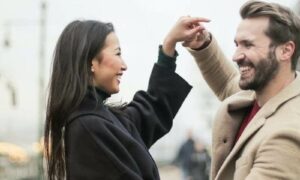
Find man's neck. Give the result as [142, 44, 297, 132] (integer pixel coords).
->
[256, 70, 296, 106]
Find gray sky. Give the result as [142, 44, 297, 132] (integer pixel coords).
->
[0, 0, 297, 159]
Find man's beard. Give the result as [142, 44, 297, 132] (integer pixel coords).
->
[238, 48, 279, 91]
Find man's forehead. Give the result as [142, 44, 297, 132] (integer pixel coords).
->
[238, 17, 269, 32]
[235, 18, 270, 41]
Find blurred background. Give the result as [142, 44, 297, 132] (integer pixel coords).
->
[0, 0, 299, 179]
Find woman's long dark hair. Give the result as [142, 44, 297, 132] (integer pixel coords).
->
[44, 20, 114, 180]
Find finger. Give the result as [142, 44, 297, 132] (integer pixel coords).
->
[187, 22, 206, 32]
[196, 30, 209, 41]
[188, 26, 205, 36]
[187, 17, 211, 24]
[182, 41, 189, 47]
[202, 29, 210, 37]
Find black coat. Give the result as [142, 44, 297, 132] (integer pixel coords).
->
[65, 62, 192, 180]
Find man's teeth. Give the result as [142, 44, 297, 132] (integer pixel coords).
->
[240, 66, 251, 72]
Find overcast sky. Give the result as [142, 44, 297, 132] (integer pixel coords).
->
[0, 0, 298, 158]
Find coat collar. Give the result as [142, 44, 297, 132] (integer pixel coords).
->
[227, 72, 300, 118]
[66, 86, 111, 125]
[215, 72, 300, 179]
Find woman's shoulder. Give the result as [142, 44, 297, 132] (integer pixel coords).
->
[66, 109, 113, 131]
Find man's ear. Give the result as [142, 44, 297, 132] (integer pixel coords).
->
[279, 41, 295, 62]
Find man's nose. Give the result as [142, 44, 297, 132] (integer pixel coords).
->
[233, 50, 246, 63]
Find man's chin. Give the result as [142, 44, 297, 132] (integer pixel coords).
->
[239, 80, 252, 90]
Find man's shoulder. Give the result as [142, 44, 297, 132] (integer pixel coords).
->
[226, 90, 255, 100]
[270, 95, 300, 120]
[219, 90, 255, 110]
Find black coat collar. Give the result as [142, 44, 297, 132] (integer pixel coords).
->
[66, 86, 112, 125]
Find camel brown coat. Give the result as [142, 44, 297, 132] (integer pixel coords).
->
[188, 37, 300, 180]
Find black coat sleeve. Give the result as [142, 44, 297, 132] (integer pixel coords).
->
[123, 63, 192, 148]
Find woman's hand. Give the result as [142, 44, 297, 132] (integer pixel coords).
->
[163, 16, 210, 57]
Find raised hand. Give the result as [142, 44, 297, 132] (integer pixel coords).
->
[182, 29, 211, 50]
[163, 16, 210, 57]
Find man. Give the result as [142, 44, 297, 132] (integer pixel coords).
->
[166, 1, 300, 179]
[190, 139, 211, 180]
[173, 129, 196, 180]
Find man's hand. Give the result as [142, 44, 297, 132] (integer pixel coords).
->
[163, 16, 210, 57]
[182, 30, 211, 50]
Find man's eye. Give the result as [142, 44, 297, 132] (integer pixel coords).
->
[244, 43, 252, 48]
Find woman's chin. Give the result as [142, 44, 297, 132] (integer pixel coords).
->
[111, 88, 120, 94]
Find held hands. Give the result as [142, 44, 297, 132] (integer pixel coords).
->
[163, 16, 210, 57]
[182, 29, 211, 50]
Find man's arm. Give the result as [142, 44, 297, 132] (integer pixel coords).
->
[164, 16, 240, 100]
[187, 34, 240, 101]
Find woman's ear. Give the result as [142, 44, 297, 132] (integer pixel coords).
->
[279, 41, 295, 62]
[91, 59, 99, 72]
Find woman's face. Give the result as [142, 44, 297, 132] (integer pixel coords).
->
[91, 32, 127, 94]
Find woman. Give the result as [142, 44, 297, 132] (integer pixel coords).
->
[44, 18, 206, 180]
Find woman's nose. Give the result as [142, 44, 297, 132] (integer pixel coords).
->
[121, 59, 127, 71]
